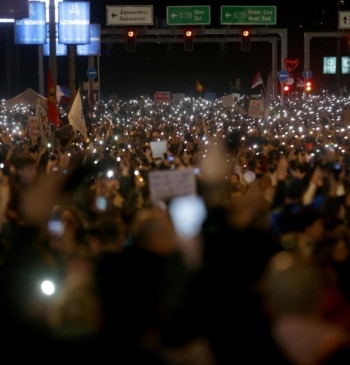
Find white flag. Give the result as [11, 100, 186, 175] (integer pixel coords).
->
[68, 89, 87, 140]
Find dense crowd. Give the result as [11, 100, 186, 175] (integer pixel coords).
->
[1, 92, 350, 364]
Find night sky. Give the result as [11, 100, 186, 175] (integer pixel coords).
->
[0, 0, 349, 99]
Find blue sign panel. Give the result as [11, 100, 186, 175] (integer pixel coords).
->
[43, 22, 67, 56]
[302, 69, 312, 79]
[323, 57, 336, 75]
[77, 23, 100, 56]
[0, 0, 29, 19]
[278, 70, 289, 82]
[87, 67, 97, 79]
[43, 39, 67, 56]
[342, 57, 350, 75]
[14, 1, 46, 45]
[58, 1, 90, 45]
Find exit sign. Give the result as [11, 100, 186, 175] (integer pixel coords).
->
[167, 6, 211, 25]
[221, 6, 276, 25]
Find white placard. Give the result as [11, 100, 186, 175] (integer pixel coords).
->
[150, 141, 167, 159]
[148, 169, 197, 203]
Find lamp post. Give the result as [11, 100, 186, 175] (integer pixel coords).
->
[48, 0, 57, 88]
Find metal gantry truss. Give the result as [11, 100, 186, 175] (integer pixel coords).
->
[304, 31, 349, 93]
[100, 27, 287, 98]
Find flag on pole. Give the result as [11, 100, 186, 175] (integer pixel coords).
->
[68, 88, 88, 140]
[47, 68, 60, 128]
[252, 71, 263, 89]
[196, 80, 204, 93]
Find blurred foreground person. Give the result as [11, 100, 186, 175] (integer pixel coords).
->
[94, 206, 216, 364]
[261, 251, 350, 365]
[188, 140, 289, 364]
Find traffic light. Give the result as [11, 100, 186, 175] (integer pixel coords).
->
[305, 80, 312, 93]
[184, 29, 194, 51]
[126, 29, 136, 52]
[241, 29, 251, 51]
[283, 84, 291, 93]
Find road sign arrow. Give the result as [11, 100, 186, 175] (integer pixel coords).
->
[171, 12, 177, 19]
[225, 12, 231, 19]
[339, 11, 350, 29]
[112, 12, 118, 18]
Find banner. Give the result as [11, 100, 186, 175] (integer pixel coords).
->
[35, 100, 50, 146]
[76, 23, 101, 56]
[58, 1, 90, 44]
[28, 115, 39, 145]
[153, 91, 171, 103]
[14, 1, 46, 45]
[248, 99, 264, 118]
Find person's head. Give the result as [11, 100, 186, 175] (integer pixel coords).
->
[293, 206, 326, 244]
[86, 212, 126, 257]
[261, 251, 323, 318]
[284, 177, 304, 202]
[12, 152, 38, 185]
[127, 207, 179, 256]
[317, 218, 350, 264]
[47, 204, 88, 255]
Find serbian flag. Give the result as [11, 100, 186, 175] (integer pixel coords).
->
[196, 80, 204, 93]
[252, 71, 263, 89]
[47, 68, 60, 127]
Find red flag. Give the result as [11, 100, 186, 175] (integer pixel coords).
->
[252, 71, 263, 89]
[47, 68, 60, 128]
[196, 80, 204, 93]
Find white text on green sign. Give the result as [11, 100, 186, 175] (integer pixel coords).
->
[221, 6, 276, 25]
[166, 6, 211, 25]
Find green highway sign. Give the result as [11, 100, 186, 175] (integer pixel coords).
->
[221, 6, 276, 25]
[167, 6, 211, 25]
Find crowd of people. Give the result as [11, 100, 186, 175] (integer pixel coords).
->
[1, 91, 350, 363]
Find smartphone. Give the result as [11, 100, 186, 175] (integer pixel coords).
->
[168, 194, 207, 239]
[48, 218, 64, 237]
[95, 196, 107, 211]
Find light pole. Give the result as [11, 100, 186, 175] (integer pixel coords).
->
[48, 0, 57, 88]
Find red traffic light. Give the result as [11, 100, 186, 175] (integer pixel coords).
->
[126, 29, 136, 51]
[241, 29, 251, 38]
[127, 30, 135, 38]
[184, 29, 193, 38]
[241, 29, 251, 51]
[184, 29, 194, 51]
[283, 84, 290, 93]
